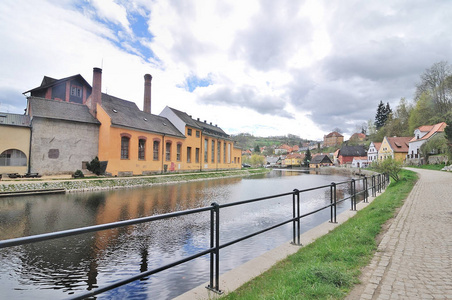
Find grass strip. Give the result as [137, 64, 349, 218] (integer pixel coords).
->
[223, 169, 417, 300]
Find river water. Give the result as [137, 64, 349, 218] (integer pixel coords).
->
[0, 170, 355, 299]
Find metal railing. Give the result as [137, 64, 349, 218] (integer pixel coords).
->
[0, 173, 389, 299]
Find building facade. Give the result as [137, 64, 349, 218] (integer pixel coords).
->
[0, 113, 31, 175]
[323, 132, 344, 147]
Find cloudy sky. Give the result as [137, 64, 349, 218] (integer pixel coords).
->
[0, 0, 451, 140]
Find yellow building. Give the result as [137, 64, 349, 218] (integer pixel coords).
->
[0, 113, 31, 175]
[284, 153, 303, 167]
[378, 136, 412, 162]
[160, 106, 242, 171]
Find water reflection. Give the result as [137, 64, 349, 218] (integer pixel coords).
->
[0, 170, 354, 299]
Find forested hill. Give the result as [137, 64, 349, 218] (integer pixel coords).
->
[231, 133, 314, 150]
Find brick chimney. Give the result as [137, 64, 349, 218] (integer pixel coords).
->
[91, 67, 102, 116]
[143, 73, 152, 113]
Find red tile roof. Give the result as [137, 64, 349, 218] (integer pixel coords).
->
[386, 137, 412, 153]
[409, 122, 446, 142]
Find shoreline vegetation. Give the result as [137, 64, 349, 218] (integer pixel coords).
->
[223, 169, 417, 300]
[0, 168, 271, 193]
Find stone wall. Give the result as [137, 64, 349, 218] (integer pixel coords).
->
[30, 118, 99, 175]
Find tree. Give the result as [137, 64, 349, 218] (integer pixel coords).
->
[86, 156, 101, 175]
[254, 145, 261, 153]
[415, 61, 452, 116]
[375, 101, 391, 130]
[303, 148, 312, 166]
[374, 157, 402, 182]
[420, 133, 448, 161]
[249, 154, 266, 167]
[408, 92, 435, 133]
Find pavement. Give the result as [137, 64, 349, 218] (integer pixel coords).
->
[347, 168, 452, 300]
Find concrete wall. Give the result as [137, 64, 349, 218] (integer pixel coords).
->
[30, 118, 99, 175]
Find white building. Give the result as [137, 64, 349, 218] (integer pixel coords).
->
[367, 142, 381, 163]
[407, 122, 446, 159]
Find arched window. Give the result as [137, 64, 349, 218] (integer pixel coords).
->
[0, 149, 27, 166]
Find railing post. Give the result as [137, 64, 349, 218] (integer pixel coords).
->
[372, 175, 376, 197]
[363, 177, 368, 203]
[292, 189, 302, 246]
[377, 174, 381, 193]
[351, 179, 356, 211]
[207, 202, 222, 294]
[330, 182, 337, 223]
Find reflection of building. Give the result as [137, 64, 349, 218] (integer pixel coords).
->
[0, 113, 31, 174]
[11, 68, 242, 176]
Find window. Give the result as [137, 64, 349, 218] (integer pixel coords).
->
[196, 131, 200, 138]
[187, 147, 192, 163]
[71, 85, 82, 98]
[166, 142, 171, 161]
[177, 143, 182, 161]
[153, 140, 160, 160]
[227, 143, 231, 163]
[138, 139, 146, 160]
[223, 143, 226, 163]
[204, 139, 208, 163]
[217, 141, 221, 163]
[211, 140, 215, 163]
[0, 149, 27, 166]
[121, 137, 130, 159]
[196, 148, 200, 163]
[187, 128, 192, 136]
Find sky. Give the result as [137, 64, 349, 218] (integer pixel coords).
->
[0, 0, 451, 141]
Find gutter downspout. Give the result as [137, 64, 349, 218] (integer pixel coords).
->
[27, 120, 32, 174]
[162, 134, 165, 174]
[199, 131, 203, 172]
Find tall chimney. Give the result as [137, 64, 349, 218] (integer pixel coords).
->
[144, 74, 152, 113]
[91, 67, 102, 116]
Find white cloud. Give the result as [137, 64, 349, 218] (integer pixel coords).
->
[1, 0, 452, 140]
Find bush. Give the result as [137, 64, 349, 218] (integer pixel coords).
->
[374, 157, 402, 182]
[73, 170, 84, 178]
[86, 156, 101, 175]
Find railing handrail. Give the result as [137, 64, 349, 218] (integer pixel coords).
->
[0, 172, 389, 299]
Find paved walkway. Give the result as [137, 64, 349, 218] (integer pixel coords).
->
[347, 168, 452, 300]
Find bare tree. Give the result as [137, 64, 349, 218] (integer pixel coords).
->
[415, 61, 452, 115]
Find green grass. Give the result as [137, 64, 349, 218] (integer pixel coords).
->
[223, 169, 417, 300]
[407, 163, 446, 171]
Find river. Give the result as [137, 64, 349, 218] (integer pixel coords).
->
[0, 169, 355, 299]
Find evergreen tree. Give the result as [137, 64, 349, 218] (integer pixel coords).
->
[303, 149, 312, 166]
[254, 145, 260, 153]
[375, 101, 392, 130]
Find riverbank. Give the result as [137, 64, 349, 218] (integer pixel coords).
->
[218, 169, 417, 299]
[0, 168, 270, 193]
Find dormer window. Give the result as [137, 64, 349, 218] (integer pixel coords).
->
[71, 85, 82, 98]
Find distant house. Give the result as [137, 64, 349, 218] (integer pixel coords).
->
[309, 154, 333, 168]
[349, 132, 366, 143]
[367, 142, 381, 164]
[0, 113, 31, 175]
[379, 136, 412, 162]
[338, 145, 367, 165]
[323, 131, 344, 147]
[285, 153, 304, 167]
[265, 156, 281, 168]
[352, 156, 369, 168]
[407, 122, 447, 160]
